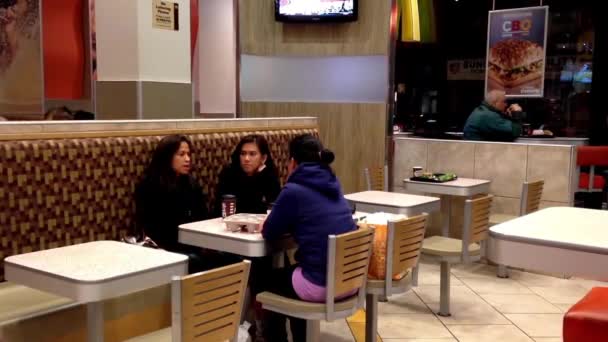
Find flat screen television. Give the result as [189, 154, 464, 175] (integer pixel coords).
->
[275, 0, 358, 23]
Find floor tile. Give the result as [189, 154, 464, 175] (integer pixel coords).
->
[528, 284, 588, 304]
[450, 263, 498, 278]
[321, 319, 356, 342]
[414, 285, 479, 304]
[510, 270, 571, 287]
[504, 314, 563, 337]
[428, 301, 510, 325]
[554, 303, 573, 313]
[416, 262, 464, 286]
[448, 325, 534, 342]
[347, 322, 378, 342]
[460, 277, 532, 295]
[347, 309, 366, 323]
[569, 277, 608, 290]
[377, 314, 453, 339]
[480, 294, 561, 314]
[379, 292, 431, 314]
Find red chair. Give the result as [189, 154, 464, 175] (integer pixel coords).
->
[564, 287, 608, 342]
[577, 146, 608, 192]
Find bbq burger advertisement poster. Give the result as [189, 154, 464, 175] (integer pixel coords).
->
[485, 6, 549, 98]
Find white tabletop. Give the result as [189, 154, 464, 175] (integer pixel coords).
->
[4, 241, 188, 302]
[344, 191, 440, 216]
[403, 178, 491, 197]
[180, 218, 293, 258]
[490, 207, 608, 253]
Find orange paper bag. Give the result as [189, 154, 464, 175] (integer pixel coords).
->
[359, 213, 408, 280]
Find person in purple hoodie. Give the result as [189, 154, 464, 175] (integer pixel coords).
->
[261, 134, 356, 342]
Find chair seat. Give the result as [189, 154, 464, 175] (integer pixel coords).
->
[489, 213, 517, 226]
[256, 292, 359, 314]
[564, 287, 608, 342]
[421, 236, 480, 258]
[124, 327, 170, 342]
[367, 270, 411, 289]
[0, 282, 74, 324]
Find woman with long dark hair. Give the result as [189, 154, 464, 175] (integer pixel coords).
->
[135, 135, 209, 271]
[214, 134, 281, 216]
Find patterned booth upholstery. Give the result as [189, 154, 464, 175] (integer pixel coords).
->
[0, 128, 318, 281]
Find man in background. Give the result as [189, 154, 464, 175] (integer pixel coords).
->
[463, 90, 523, 142]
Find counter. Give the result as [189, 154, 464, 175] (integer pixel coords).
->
[392, 136, 577, 237]
[516, 137, 588, 146]
[409, 131, 589, 146]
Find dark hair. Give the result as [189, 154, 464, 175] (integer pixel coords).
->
[0, 0, 17, 8]
[143, 135, 193, 188]
[44, 106, 73, 120]
[230, 134, 277, 173]
[289, 134, 335, 165]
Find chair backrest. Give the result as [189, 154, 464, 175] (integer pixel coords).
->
[326, 227, 375, 321]
[384, 213, 428, 296]
[576, 146, 608, 191]
[462, 195, 493, 263]
[577, 146, 608, 167]
[520, 180, 544, 215]
[172, 261, 251, 342]
[364, 165, 388, 191]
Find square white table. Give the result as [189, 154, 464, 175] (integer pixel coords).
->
[4, 241, 188, 342]
[344, 191, 440, 216]
[488, 207, 608, 279]
[179, 218, 296, 266]
[403, 178, 491, 236]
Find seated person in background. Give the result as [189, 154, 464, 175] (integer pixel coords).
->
[44, 106, 74, 120]
[463, 90, 523, 142]
[261, 134, 356, 342]
[136, 135, 224, 273]
[214, 134, 281, 216]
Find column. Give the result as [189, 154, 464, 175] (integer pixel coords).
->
[94, 0, 193, 119]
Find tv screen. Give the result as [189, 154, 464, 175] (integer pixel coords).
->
[275, 0, 358, 23]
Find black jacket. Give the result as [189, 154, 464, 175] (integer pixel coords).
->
[213, 164, 281, 217]
[135, 175, 208, 252]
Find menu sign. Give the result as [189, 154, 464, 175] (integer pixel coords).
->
[153, 0, 179, 31]
[485, 6, 548, 98]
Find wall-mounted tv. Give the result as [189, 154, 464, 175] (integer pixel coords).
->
[275, 0, 358, 23]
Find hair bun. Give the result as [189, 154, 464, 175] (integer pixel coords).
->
[319, 148, 335, 165]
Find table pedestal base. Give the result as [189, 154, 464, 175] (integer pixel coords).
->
[87, 301, 104, 342]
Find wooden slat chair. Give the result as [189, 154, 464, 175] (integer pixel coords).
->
[364, 214, 428, 342]
[257, 228, 375, 342]
[489, 180, 543, 278]
[126, 261, 251, 342]
[421, 195, 493, 316]
[364, 165, 389, 191]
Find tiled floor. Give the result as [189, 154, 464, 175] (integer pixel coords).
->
[315, 260, 608, 342]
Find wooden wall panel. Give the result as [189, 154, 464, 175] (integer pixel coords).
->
[241, 102, 387, 193]
[239, 0, 391, 56]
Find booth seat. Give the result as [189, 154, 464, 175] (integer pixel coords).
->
[0, 125, 317, 329]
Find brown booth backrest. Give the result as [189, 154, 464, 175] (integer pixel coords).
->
[0, 128, 317, 281]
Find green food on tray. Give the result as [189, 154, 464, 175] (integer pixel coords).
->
[418, 172, 457, 182]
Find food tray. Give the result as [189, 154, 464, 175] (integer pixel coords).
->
[410, 173, 458, 183]
[224, 213, 266, 233]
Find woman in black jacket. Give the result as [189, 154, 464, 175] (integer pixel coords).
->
[214, 134, 281, 216]
[135, 135, 213, 272]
